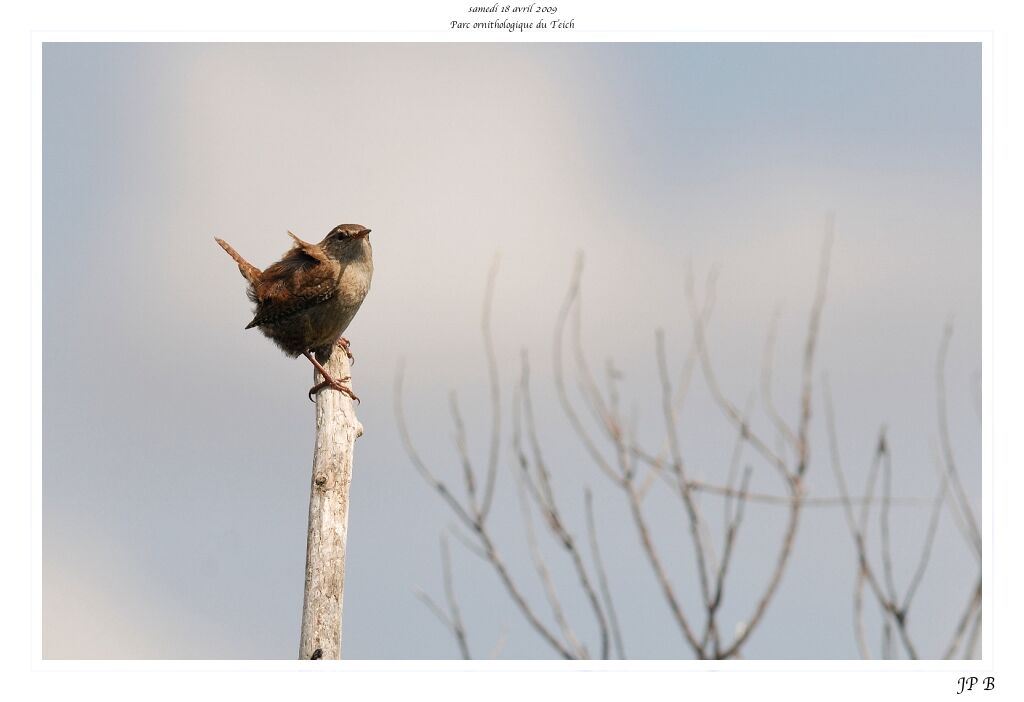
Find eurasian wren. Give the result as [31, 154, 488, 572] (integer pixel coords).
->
[216, 224, 374, 402]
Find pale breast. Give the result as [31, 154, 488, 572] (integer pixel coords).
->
[338, 258, 373, 308]
[310, 260, 372, 348]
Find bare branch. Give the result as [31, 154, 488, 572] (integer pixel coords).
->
[585, 488, 626, 659]
[709, 466, 753, 657]
[685, 262, 790, 480]
[718, 482, 801, 659]
[674, 264, 719, 411]
[656, 328, 714, 612]
[936, 324, 982, 556]
[824, 380, 919, 659]
[440, 537, 471, 659]
[416, 537, 471, 659]
[857, 434, 885, 535]
[489, 629, 509, 660]
[416, 590, 456, 642]
[882, 618, 893, 660]
[723, 393, 755, 528]
[446, 523, 489, 562]
[518, 352, 611, 659]
[825, 384, 891, 607]
[474, 524, 579, 659]
[853, 568, 870, 659]
[408, 240, 974, 662]
[879, 436, 899, 606]
[553, 255, 621, 483]
[622, 475, 704, 656]
[395, 360, 478, 533]
[944, 578, 982, 659]
[902, 471, 949, 612]
[631, 266, 721, 501]
[479, 255, 502, 521]
[571, 270, 618, 441]
[633, 444, 925, 507]
[794, 215, 835, 477]
[964, 603, 982, 659]
[449, 391, 478, 511]
[398, 358, 577, 659]
[515, 466, 587, 658]
[715, 226, 836, 659]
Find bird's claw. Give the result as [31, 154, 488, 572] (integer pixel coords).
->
[308, 375, 360, 404]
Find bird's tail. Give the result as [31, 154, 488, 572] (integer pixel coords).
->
[215, 237, 262, 286]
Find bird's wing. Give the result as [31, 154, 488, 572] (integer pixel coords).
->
[245, 248, 342, 329]
[286, 230, 331, 263]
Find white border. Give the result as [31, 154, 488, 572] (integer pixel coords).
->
[13, 1, 1009, 689]
[29, 30, 993, 676]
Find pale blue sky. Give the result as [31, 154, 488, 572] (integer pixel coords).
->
[43, 42, 980, 659]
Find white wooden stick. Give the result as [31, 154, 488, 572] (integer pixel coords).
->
[298, 349, 363, 660]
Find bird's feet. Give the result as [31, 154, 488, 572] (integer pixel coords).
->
[336, 337, 354, 364]
[302, 349, 360, 404]
[308, 375, 360, 404]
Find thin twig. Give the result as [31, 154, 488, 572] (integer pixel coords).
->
[416, 590, 457, 645]
[479, 255, 502, 520]
[853, 567, 870, 659]
[514, 466, 587, 658]
[963, 604, 982, 659]
[585, 488, 626, 659]
[489, 629, 509, 660]
[824, 381, 918, 659]
[571, 273, 618, 444]
[902, 471, 949, 611]
[519, 353, 611, 658]
[717, 481, 801, 659]
[936, 324, 981, 556]
[656, 329, 714, 612]
[440, 537, 471, 659]
[633, 444, 926, 507]
[879, 437, 899, 606]
[851, 410, 884, 660]
[622, 475, 704, 656]
[685, 262, 790, 480]
[632, 267, 719, 503]
[673, 264, 719, 411]
[395, 361, 478, 533]
[794, 215, 834, 477]
[398, 361, 578, 658]
[446, 523, 489, 562]
[415, 537, 471, 659]
[716, 227, 836, 659]
[449, 392, 478, 512]
[944, 578, 982, 659]
[580, 322, 703, 655]
[474, 524, 578, 659]
[824, 382, 885, 602]
[552, 255, 620, 483]
[709, 466, 753, 657]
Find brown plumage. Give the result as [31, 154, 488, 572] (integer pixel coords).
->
[216, 224, 374, 402]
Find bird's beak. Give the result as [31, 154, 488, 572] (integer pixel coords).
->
[355, 228, 371, 239]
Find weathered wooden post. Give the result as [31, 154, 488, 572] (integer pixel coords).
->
[298, 350, 363, 660]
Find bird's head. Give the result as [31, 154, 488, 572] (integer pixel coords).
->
[321, 224, 372, 259]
